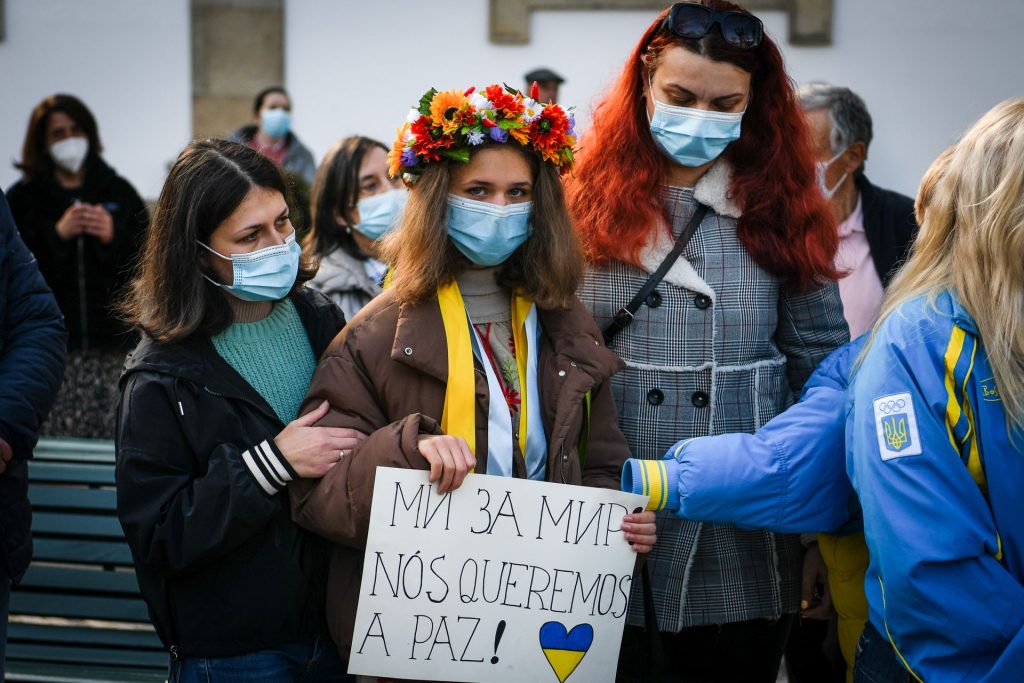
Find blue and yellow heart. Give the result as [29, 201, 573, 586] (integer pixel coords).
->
[539, 621, 594, 682]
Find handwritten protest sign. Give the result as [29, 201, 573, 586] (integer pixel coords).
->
[348, 468, 648, 683]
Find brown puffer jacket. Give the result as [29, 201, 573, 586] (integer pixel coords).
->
[290, 288, 630, 657]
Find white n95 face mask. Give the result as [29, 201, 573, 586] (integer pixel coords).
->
[50, 137, 89, 174]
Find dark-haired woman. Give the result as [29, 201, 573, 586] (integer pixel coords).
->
[116, 139, 360, 681]
[566, 2, 849, 681]
[305, 136, 405, 320]
[7, 94, 148, 438]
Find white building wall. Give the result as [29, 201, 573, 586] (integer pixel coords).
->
[286, 0, 1024, 197]
[0, 0, 191, 199]
[1, 1, 1019, 201]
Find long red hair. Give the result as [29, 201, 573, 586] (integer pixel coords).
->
[566, 0, 839, 289]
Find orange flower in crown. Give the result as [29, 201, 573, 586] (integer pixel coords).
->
[387, 82, 577, 183]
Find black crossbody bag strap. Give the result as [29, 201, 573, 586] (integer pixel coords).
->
[602, 203, 708, 681]
[602, 203, 709, 345]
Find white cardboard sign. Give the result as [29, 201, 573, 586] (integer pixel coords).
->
[348, 467, 648, 683]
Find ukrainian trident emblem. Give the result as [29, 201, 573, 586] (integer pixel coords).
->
[882, 414, 911, 451]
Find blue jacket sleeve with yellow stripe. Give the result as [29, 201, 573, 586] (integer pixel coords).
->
[622, 338, 861, 534]
[847, 293, 1024, 683]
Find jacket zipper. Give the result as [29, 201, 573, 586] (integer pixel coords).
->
[201, 385, 285, 429]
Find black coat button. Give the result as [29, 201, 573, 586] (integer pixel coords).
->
[647, 389, 665, 406]
[691, 391, 709, 408]
[694, 294, 712, 310]
[646, 290, 662, 308]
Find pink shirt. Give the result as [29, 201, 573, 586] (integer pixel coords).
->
[835, 196, 884, 338]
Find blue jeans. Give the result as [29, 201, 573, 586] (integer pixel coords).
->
[169, 635, 352, 682]
[854, 622, 915, 683]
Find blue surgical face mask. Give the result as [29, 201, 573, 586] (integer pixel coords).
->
[648, 80, 744, 167]
[354, 188, 408, 241]
[260, 108, 291, 138]
[446, 195, 533, 267]
[198, 231, 300, 302]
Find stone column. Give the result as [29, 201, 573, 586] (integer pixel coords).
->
[191, 0, 284, 139]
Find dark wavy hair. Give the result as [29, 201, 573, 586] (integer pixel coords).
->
[566, 0, 839, 290]
[303, 136, 388, 263]
[121, 139, 316, 343]
[16, 94, 103, 182]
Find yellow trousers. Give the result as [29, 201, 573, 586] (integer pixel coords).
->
[818, 531, 870, 683]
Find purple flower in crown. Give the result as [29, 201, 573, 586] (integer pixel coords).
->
[400, 148, 418, 167]
[567, 115, 576, 135]
[489, 126, 508, 143]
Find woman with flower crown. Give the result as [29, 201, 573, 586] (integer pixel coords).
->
[288, 83, 658, 665]
[566, 1, 849, 681]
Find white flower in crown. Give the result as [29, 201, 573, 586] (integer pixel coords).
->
[403, 128, 416, 144]
[521, 98, 542, 123]
[468, 92, 493, 112]
[466, 130, 486, 146]
[406, 108, 420, 123]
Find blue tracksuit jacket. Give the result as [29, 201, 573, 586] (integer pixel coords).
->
[848, 291, 1023, 682]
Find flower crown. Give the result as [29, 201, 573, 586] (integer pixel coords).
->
[387, 83, 576, 182]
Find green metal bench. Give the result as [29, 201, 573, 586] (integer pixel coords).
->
[6, 438, 167, 682]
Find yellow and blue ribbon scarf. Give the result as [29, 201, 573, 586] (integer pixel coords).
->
[437, 280, 543, 476]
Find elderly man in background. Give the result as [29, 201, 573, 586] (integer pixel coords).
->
[799, 82, 918, 339]
[785, 83, 920, 683]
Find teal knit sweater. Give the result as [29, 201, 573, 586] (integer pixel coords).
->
[211, 299, 316, 424]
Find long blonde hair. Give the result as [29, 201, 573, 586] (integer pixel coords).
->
[868, 98, 1024, 431]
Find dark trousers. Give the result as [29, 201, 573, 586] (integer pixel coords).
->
[617, 615, 795, 683]
[0, 565, 9, 672]
[785, 616, 846, 683]
[853, 622, 916, 683]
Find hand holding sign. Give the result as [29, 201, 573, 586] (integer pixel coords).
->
[348, 468, 648, 683]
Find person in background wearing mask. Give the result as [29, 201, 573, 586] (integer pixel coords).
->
[566, 3, 849, 681]
[116, 139, 361, 680]
[0, 189, 67, 672]
[524, 67, 565, 103]
[288, 83, 656, 667]
[230, 86, 317, 186]
[798, 82, 918, 340]
[7, 94, 149, 439]
[304, 136, 405, 320]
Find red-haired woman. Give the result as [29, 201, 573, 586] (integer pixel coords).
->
[567, 2, 849, 680]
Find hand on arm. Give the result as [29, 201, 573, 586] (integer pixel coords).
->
[274, 400, 368, 478]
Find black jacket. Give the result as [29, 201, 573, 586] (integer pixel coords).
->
[7, 159, 148, 351]
[115, 288, 345, 657]
[0, 190, 67, 582]
[858, 174, 918, 286]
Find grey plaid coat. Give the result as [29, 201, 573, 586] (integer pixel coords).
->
[578, 162, 849, 631]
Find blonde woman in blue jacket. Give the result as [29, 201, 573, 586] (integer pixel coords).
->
[843, 99, 1024, 682]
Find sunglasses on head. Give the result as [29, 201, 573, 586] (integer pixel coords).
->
[662, 2, 764, 50]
